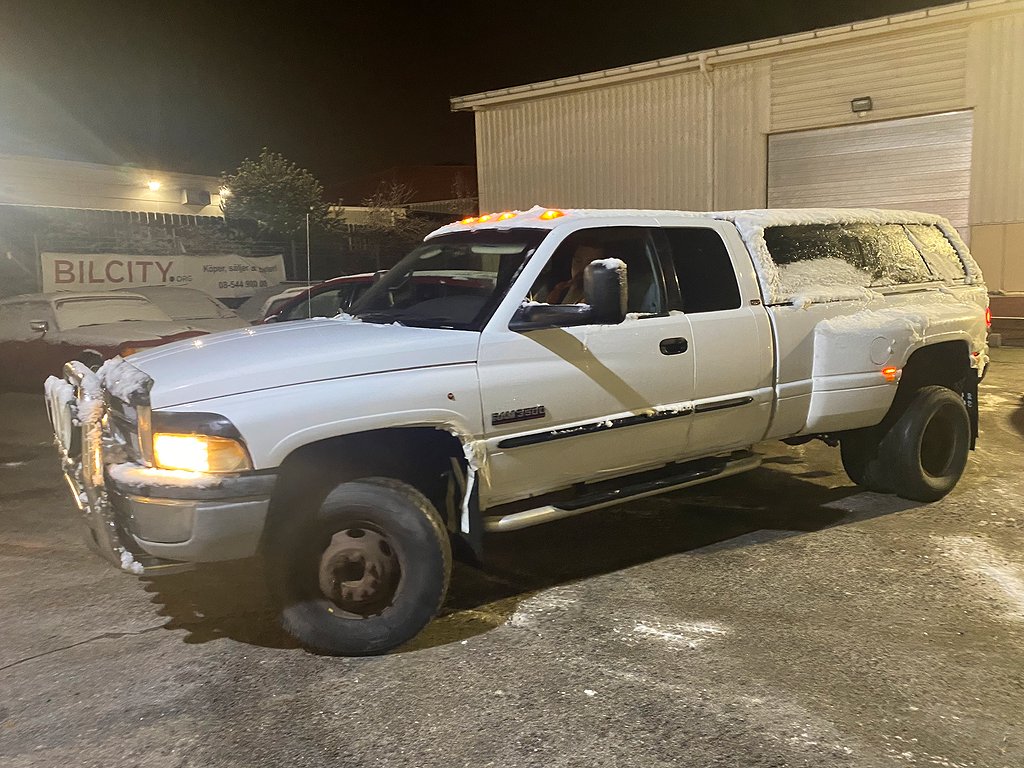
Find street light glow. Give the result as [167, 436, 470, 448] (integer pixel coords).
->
[147, 179, 162, 191]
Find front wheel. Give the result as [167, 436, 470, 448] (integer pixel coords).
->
[278, 477, 452, 656]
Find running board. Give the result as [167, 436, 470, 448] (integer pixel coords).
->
[483, 451, 761, 533]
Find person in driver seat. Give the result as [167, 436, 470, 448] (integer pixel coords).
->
[547, 244, 603, 304]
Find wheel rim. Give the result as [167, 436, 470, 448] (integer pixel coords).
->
[317, 526, 401, 618]
[920, 404, 960, 478]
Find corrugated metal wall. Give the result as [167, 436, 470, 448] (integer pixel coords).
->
[711, 62, 771, 211]
[968, 13, 1024, 225]
[477, 72, 711, 212]
[477, 64, 770, 213]
[769, 24, 969, 133]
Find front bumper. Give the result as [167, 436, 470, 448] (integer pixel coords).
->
[46, 361, 275, 574]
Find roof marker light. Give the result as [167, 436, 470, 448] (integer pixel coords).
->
[497, 211, 516, 221]
[539, 209, 565, 220]
[478, 213, 494, 223]
[459, 216, 478, 225]
[882, 366, 898, 382]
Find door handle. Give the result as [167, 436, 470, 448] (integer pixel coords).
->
[659, 337, 688, 355]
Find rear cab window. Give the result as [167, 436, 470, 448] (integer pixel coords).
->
[763, 222, 966, 303]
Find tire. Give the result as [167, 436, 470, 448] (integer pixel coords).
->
[278, 477, 452, 656]
[839, 426, 892, 492]
[877, 386, 970, 503]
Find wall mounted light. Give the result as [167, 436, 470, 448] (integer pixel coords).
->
[850, 96, 873, 114]
[147, 179, 162, 191]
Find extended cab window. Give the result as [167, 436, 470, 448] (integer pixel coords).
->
[906, 224, 967, 281]
[661, 228, 741, 313]
[764, 223, 933, 299]
[527, 227, 665, 315]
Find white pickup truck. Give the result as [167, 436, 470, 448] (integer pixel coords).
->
[45, 206, 989, 655]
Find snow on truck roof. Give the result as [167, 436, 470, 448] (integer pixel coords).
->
[427, 205, 979, 305]
[428, 205, 956, 238]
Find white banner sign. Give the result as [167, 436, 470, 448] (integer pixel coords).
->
[41, 252, 287, 299]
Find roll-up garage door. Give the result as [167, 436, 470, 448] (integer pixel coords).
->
[768, 111, 973, 236]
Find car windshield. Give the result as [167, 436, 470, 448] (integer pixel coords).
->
[54, 296, 172, 330]
[349, 229, 548, 330]
[142, 290, 235, 320]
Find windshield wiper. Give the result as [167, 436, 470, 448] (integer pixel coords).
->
[354, 311, 406, 325]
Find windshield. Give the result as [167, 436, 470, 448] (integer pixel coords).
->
[141, 289, 235, 320]
[349, 229, 548, 330]
[54, 296, 172, 329]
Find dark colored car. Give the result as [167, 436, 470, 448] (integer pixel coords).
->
[265, 271, 496, 323]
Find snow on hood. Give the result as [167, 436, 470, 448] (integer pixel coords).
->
[124, 318, 480, 409]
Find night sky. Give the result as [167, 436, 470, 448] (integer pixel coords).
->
[0, 0, 942, 190]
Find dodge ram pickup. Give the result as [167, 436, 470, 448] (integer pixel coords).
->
[45, 206, 990, 655]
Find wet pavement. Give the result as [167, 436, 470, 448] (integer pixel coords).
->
[1, 348, 1022, 767]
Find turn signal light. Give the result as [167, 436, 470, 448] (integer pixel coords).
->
[985, 307, 992, 328]
[881, 366, 899, 382]
[539, 209, 565, 220]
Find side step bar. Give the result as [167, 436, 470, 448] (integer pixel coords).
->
[483, 450, 761, 533]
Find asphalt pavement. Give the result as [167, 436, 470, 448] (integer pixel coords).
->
[1, 349, 1022, 768]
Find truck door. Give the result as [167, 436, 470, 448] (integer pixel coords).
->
[654, 224, 775, 455]
[476, 226, 696, 506]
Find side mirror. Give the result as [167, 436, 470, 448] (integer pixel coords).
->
[584, 259, 627, 325]
[30, 320, 49, 334]
[509, 259, 628, 332]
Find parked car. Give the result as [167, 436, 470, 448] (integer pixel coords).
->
[260, 273, 375, 322]
[234, 282, 309, 323]
[0, 291, 206, 391]
[116, 286, 249, 334]
[265, 271, 497, 323]
[47, 206, 988, 655]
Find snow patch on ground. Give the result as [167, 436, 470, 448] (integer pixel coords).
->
[935, 535, 1024, 621]
[630, 619, 729, 649]
[507, 590, 579, 628]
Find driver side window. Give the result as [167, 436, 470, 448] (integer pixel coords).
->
[526, 227, 665, 314]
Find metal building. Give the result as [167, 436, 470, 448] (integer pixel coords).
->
[451, 0, 1024, 293]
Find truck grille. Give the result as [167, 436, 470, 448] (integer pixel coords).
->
[105, 394, 144, 463]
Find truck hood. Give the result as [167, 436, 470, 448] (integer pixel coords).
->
[126, 318, 480, 408]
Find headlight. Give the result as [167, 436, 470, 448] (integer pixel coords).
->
[152, 433, 252, 473]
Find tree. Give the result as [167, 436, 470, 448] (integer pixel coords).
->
[358, 181, 437, 267]
[221, 149, 329, 236]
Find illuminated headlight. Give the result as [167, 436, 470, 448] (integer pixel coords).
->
[152, 433, 251, 473]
